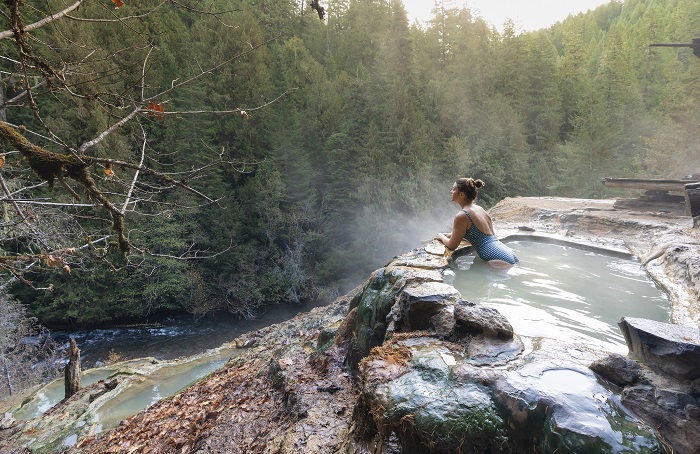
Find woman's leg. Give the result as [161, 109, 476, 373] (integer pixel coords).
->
[487, 259, 513, 269]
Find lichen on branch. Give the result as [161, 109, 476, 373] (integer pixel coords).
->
[0, 121, 129, 253]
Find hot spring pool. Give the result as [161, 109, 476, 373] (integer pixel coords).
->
[444, 240, 670, 353]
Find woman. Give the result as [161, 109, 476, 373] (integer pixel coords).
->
[435, 177, 518, 267]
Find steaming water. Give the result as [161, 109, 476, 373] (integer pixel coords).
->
[445, 240, 670, 354]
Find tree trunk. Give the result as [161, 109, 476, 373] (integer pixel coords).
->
[3, 358, 12, 397]
[64, 338, 81, 399]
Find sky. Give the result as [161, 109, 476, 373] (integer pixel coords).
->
[402, 0, 612, 32]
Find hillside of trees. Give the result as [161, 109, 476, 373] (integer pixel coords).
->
[1, 0, 699, 329]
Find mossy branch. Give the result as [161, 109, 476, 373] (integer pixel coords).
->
[0, 121, 129, 253]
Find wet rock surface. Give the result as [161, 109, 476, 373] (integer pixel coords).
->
[621, 382, 700, 454]
[619, 317, 700, 380]
[454, 299, 514, 339]
[590, 352, 642, 386]
[2, 196, 699, 453]
[355, 336, 661, 453]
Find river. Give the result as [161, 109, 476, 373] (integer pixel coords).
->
[50, 299, 329, 368]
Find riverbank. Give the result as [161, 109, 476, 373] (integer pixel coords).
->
[2, 196, 698, 453]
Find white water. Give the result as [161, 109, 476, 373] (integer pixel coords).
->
[445, 240, 670, 354]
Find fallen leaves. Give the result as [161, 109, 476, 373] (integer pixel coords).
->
[78, 309, 355, 453]
[111, 0, 124, 8]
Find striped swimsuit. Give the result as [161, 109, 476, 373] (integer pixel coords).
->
[463, 210, 519, 265]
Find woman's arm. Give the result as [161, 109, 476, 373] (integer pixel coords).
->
[436, 212, 468, 250]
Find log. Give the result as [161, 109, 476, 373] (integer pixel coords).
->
[602, 178, 700, 192]
[686, 182, 700, 219]
[64, 338, 82, 399]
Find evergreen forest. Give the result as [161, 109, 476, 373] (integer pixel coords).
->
[1, 0, 699, 330]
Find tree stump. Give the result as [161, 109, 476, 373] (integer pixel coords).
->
[64, 338, 82, 399]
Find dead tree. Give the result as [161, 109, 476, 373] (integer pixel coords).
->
[64, 338, 81, 399]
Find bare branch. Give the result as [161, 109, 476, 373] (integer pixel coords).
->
[121, 121, 147, 214]
[162, 89, 296, 116]
[0, 200, 93, 207]
[145, 35, 282, 103]
[0, 169, 52, 251]
[128, 238, 234, 261]
[92, 156, 215, 203]
[0, 171, 31, 228]
[64, 2, 168, 23]
[77, 107, 141, 154]
[141, 46, 154, 103]
[168, 1, 238, 16]
[0, 80, 46, 110]
[0, 1, 84, 40]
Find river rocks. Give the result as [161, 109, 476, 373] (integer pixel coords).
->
[619, 317, 700, 380]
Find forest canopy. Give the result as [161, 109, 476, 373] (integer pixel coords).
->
[0, 0, 698, 327]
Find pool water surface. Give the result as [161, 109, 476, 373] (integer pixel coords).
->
[445, 240, 670, 353]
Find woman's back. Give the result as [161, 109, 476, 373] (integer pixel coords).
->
[462, 205, 494, 236]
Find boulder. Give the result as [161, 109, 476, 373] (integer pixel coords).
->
[692, 377, 700, 399]
[357, 337, 510, 453]
[355, 337, 662, 454]
[454, 299, 514, 339]
[396, 282, 460, 331]
[466, 335, 523, 366]
[618, 317, 700, 380]
[589, 353, 642, 386]
[352, 266, 446, 354]
[428, 305, 455, 339]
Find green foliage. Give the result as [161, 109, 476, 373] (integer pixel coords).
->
[7, 0, 700, 326]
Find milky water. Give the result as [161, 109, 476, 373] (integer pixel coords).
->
[445, 240, 670, 354]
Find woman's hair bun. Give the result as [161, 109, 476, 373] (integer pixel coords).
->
[474, 179, 485, 189]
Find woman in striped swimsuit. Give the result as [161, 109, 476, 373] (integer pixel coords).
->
[435, 177, 518, 267]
